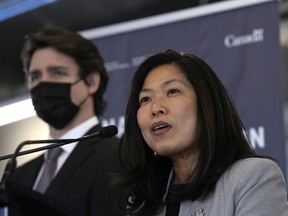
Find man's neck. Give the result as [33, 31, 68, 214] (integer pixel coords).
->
[49, 115, 97, 139]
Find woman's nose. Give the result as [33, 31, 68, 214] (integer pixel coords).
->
[151, 98, 166, 116]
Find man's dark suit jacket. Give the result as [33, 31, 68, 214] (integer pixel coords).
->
[9, 124, 122, 216]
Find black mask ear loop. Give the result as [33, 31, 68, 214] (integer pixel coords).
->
[72, 78, 90, 107]
[78, 94, 90, 107]
[72, 78, 82, 85]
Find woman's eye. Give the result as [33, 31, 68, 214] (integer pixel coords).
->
[168, 89, 179, 95]
[139, 97, 150, 105]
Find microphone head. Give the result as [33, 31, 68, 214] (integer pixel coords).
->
[100, 125, 118, 138]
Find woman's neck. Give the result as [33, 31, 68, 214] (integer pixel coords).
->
[171, 152, 198, 184]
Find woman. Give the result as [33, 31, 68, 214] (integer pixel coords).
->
[115, 49, 288, 215]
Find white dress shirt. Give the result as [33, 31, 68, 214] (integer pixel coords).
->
[33, 116, 99, 189]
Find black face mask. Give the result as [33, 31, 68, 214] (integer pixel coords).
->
[30, 81, 81, 129]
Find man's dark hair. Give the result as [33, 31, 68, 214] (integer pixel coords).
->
[21, 26, 108, 116]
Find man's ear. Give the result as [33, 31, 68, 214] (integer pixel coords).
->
[86, 72, 100, 94]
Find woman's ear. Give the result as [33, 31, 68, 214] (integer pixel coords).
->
[86, 72, 101, 94]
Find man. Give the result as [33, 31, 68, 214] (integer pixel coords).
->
[8, 26, 121, 216]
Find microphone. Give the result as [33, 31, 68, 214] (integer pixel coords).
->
[0, 125, 118, 161]
[81, 125, 118, 139]
[0, 125, 118, 199]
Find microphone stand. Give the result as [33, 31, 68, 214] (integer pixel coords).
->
[0, 139, 81, 207]
[0, 139, 81, 162]
[0, 126, 109, 162]
[0, 125, 117, 207]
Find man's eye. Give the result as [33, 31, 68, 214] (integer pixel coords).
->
[53, 70, 66, 77]
[29, 73, 41, 82]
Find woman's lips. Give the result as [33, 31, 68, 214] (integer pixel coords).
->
[151, 121, 171, 135]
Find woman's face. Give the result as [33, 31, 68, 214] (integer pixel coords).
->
[137, 64, 198, 160]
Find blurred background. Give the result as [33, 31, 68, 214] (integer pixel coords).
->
[0, 0, 288, 176]
[0, 0, 286, 102]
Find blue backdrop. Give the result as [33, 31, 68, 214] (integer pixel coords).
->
[83, 0, 286, 174]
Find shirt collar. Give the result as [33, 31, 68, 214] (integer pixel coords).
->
[49, 116, 99, 154]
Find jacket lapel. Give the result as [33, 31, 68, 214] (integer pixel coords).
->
[45, 124, 101, 196]
[10, 154, 44, 187]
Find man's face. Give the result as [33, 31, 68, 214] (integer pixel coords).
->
[28, 47, 80, 88]
[28, 47, 92, 111]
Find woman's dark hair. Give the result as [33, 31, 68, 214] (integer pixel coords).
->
[21, 26, 108, 116]
[116, 49, 258, 215]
